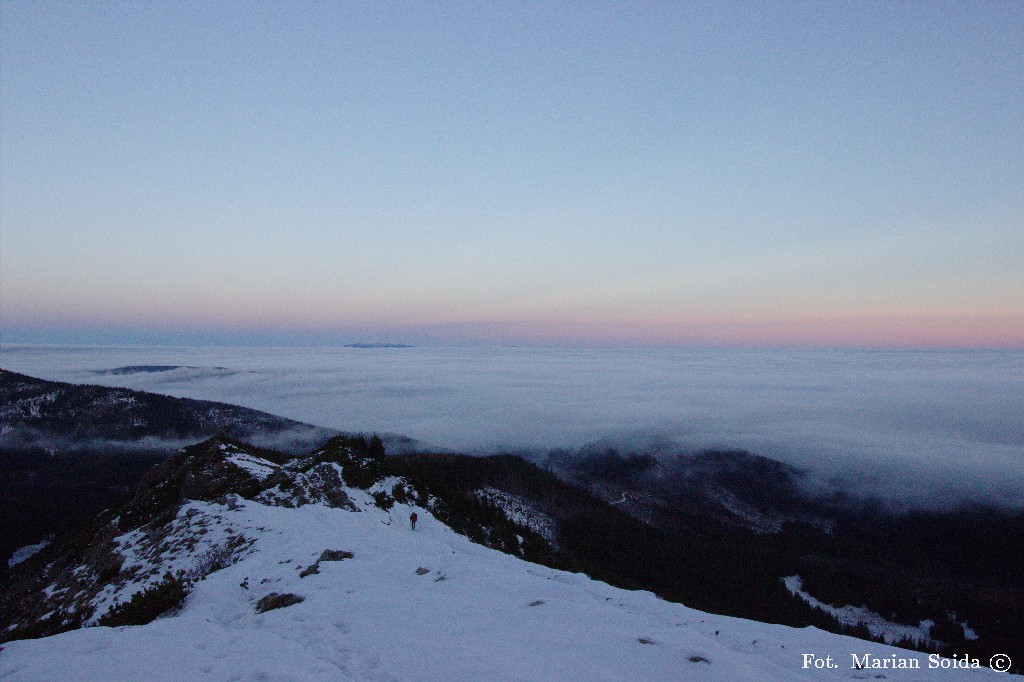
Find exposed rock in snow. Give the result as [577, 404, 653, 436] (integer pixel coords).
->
[224, 446, 279, 481]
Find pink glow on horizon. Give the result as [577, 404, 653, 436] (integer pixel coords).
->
[404, 313, 1024, 349]
[4, 303, 1021, 349]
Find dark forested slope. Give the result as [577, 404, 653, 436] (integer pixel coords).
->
[0, 369, 335, 568]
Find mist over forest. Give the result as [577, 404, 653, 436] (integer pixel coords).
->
[3, 345, 1021, 511]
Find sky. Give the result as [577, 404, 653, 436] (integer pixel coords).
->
[1, 1, 1022, 348]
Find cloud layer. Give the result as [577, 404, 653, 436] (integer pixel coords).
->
[2, 345, 1022, 509]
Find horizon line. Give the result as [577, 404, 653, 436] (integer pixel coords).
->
[2, 340, 1022, 353]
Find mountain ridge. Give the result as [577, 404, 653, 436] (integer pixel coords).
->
[2, 369, 1021, 674]
[0, 435, 1006, 680]
[0, 368, 335, 447]
[0, 367, 339, 570]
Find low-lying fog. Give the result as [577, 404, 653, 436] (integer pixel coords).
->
[3, 345, 1022, 510]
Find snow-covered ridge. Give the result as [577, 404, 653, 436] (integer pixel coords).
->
[2, 484, 1004, 680]
[85, 499, 256, 626]
[0, 437, 356, 639]
[0, 438, 1005, 680]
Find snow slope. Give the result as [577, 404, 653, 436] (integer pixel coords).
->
[783, 575, 938, 647]
[5, 540, 50, 569]
[0, 480, 1005, 681]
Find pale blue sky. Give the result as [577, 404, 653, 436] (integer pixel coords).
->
[2, 1, 1022, 347]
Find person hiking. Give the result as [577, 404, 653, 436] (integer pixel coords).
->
[409, 512, 418, 530]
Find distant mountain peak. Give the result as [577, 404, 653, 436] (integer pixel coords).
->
[344, 342, 412, 348]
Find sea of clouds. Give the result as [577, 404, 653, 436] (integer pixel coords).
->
[2, 344, 1022, 510]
